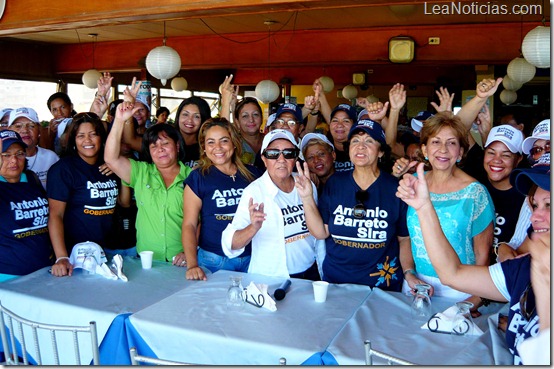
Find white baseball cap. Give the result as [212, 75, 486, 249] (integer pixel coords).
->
[300, 132, 335, 154]
[484, 125, 524, 154]
[8, 107, 39, 126]
[522, 119, 550, 154]
[260, 129, 298, 153]
[69, 241, 108, 272]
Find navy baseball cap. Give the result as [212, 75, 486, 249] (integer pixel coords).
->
[510, 166, 550, 196]
[331, 104, 357, 122]
[0, 130, 27, 152]
[347, 119, 386, 145]
[275, 103, 303, 123]
[411, 111, 434, 132]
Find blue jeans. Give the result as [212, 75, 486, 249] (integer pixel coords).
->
[198, 248, 250, 273]
[104, 247, 138, 260]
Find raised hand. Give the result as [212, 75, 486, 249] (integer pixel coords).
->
[366, 101, 389, 122]
[476, 77, 503, 99]
[389, 83, 406, 110]
[248, 198, 266, 231]
[116, 100, 141, 122]
[475, 103, 492, 137]
[97, 72, 114, 99]
[123, 77, 142, 103]
[430, 86, 454, 113]
[396, 162, 431, 210]
[294, 161, 314, 200]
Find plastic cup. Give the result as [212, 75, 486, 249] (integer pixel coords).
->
[139, 251, 154, 269]
[312, 281, 329, 302]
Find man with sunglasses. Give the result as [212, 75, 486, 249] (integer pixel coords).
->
[222, 129, 322, 280]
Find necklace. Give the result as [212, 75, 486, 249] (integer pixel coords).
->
[218, 165, 237, 182]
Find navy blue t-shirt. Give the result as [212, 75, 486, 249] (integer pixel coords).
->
[0, 179, 52, 275]
[498, 256, 538, 365]
[47, 156, 119, 253]
[185, 165, 261, 256]
[319, 170, 409, 290]
[334, 149, 354, 172]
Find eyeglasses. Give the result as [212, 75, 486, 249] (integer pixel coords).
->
[11, 122, 37, 131]
[262, 148, 299, 160]
[353, 190, 369, 219]
[73, 112, 100, 124]
[0, 122, 8, 128]
[274, 119, 298, 129]
[519, 283, 536, 321]
[1, 151, 26, 160]
[530, 142, 550, 158]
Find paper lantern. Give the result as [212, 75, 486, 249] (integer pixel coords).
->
[82, 69, 102, 89]
[502, 75, 523, 91]
[366, 94, 379, 104]
[255, 80, 280, 104]
[171, 77, 188, 92]
[319, 76, 335, 93]
[506, 57, 536, 84]
[500, 89, 517, 105]
[342, 85, 358, 100]
[522, 26, 550, 68]
[146, 45, 182, 86]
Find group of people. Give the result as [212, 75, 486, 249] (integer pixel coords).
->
[0, 74, 549, 365]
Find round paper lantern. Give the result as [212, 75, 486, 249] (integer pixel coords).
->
[171, 77, 188, 92]
[319, 76, 334, 93]
[500, 89, 517, 105]
[522, 26, 550, 68]
[506, 57, 536, 84]
[502, 75, 523, 91]
[146, 45, 182, 86]
[342, 85, 358, 100]
[255, 80, 280, 104]
[366, 94, 379, 104]
[82, 69, 102, 89]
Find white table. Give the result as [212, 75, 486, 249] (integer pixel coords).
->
[0, 257, 191, 364]
[325, 288, 513, 365]
[128, 270, 372, 365]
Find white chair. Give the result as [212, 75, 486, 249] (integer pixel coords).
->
[364, 340, 414, 365]
[0, 301, 100, 365]
[129, 347, 194, 365]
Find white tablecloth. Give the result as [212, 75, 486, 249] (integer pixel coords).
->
[0, 257, 190, 364]
[129, 270, 372, 365]
[326, 287, 513, 365]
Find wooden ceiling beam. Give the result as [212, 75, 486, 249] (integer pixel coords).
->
[52, 22, 537, 86]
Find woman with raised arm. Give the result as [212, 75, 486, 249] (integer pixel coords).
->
[396, 162, 550, 365]
[105, 99, 192, 266]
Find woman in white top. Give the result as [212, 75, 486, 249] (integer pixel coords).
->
[222, 129, 323, 279]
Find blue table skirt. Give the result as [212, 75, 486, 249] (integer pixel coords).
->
[99, 313, 339, 365]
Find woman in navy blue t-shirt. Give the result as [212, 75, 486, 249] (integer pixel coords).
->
[182, 118, 260, 280]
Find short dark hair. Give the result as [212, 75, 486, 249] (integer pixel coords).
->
[156, 106, 170, 118]
[140, 123, 186, 164]
[47, 92, 72, 111]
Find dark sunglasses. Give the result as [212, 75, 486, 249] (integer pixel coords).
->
[262, 148, 299, 160]
[73, 112, 100, 123]
[519, 283, 536, 321]
[530, 143, 550, 158]
[353, 190, 369, 219]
